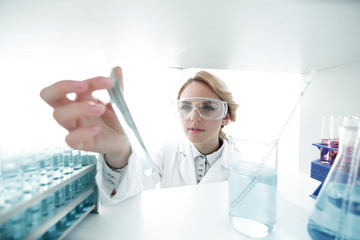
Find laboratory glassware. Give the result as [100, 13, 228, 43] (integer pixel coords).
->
[307, 125, 360, 239]
[107, 68, 156, 176]
[228, 70, 316, 237]
[320, 116, 331, 163]
[330, 115, 343, 165]
[228, 139, 278, 238]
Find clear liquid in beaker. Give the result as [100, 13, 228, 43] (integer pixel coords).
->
[229, 161, 277, 238]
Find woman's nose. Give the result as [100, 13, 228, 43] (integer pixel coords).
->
[190, 108, 202, 122]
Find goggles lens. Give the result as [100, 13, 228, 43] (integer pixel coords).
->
[177, 97, 228, 120]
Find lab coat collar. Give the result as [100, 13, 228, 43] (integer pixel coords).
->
[201, 139, 229, 183]
[178, 139, 197, 185]
[189, 141, 225, 167]
[178, 138, 230, 185]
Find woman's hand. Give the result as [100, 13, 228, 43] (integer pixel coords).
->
[40, 66, 130, 168]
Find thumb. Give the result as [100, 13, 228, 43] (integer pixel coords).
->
[111, 66, 124, 91]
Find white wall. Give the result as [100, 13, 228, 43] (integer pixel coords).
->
[1, 0, 359, 175]
[299, 61, 360, 173]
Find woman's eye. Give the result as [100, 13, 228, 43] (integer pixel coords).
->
[201, 104, 216, 111]
[179, 104, 191, 111]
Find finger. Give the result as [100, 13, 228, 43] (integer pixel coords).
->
[65, 125, 100, 150]
[40, 80, 89, 107]
[76, 76, 115, 102]
[110, 66, 124, 91]
[41, 76, 114, 107]
[53, 101, 106, 130]
[83, 76, 115, 92]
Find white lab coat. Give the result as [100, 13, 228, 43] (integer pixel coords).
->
[96, 136, 232, 205]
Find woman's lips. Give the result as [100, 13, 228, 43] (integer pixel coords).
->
[189, 127, 205, 134]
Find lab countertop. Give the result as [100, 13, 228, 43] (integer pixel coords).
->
[66, 171, 319, 240]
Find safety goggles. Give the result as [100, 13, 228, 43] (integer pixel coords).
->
[176, 97, 228, 120]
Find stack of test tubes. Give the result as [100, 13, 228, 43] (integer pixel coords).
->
[320, 115, 359, 165]
[0, 146, 98, 240]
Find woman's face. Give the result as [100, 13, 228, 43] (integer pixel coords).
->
[179, 81, 228, 154]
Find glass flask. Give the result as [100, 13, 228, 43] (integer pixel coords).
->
[307, 126, 360, 239]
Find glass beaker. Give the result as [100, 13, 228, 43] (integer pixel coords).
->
[228, 138, 278, 238]
[307, 126, 360, 239]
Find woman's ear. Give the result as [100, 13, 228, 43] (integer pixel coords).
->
[222, 113, 231, 126]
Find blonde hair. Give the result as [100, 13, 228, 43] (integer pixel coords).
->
[177, 71, 238, 140]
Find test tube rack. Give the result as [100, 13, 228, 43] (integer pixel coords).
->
[0, 157, 98, 240]
[309, 143, 336, 198]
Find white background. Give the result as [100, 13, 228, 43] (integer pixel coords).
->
[0, 0, 359, 175]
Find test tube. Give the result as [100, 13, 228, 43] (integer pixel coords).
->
[74, 178, 82, 197]
[52, 148, 64, 180]
[43, 225, 57, 239]
[41, 193, 55, 220]
[65, 181, 75, 205]
[56, 217, 67, 237]
[88, 152, 97, 164]
[39, 148, 53, 186]
[343, 115, 359, 128]
[63, 146, 73, 175]
[108, 69, 156, 176]
[330, 115, 343, 165]
[81, 150, 89, 167]
[66, 209, 76, 227]
[72, 149, 82, 171]
[22, 151, 41, 196]
[1, 151, 24, 205]
[55, 187, 66, 210]
[4, 212, 26, 240]
[81, 172, 90, 191]
[342, 115, 359, 170]
[81, 173, 91, 210]
[26, 202, 42, 232]
[320, 116, 331, 163]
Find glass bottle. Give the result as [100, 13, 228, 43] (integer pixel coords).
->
[307, 125, 360, 239]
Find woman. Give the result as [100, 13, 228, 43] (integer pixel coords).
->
[40, 66, 238, 204]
